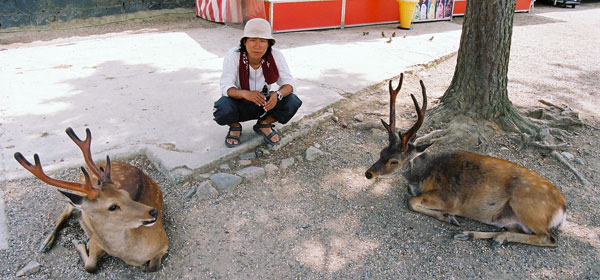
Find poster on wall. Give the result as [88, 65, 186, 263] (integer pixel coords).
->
[413, 0, 454, 22]
[195, 0, 265, 23]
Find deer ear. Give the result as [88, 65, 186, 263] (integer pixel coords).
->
[416, 143, 433, 153]
[59, 191, 84, 207]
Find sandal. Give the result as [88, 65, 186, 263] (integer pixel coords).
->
[225, 125, 242, 148]
[253, 123, 280, 145]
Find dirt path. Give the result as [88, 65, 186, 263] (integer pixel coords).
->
[1, 4, 599, 279]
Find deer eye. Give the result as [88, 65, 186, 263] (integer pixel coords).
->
[108, 204, 120, 211]
[390, 160, 399, 165]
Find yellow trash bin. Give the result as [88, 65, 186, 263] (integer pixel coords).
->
[397, 0, 419, 30]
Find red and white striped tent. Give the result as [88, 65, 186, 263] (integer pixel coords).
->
[195, 0, 265, 23]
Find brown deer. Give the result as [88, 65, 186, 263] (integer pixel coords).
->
[365, 74, 567, 247]
[14, 127, 168, 272]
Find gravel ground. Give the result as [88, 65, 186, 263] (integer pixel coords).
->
[1, 4, 600, 279]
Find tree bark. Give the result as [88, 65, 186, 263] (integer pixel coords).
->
[423, 0, 587, 185]
[431, 0, 533, 133]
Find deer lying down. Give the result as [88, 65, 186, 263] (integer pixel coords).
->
[365, 74, 567, 247]
[14, 128, 168, 272]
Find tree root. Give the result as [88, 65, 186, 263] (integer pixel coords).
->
[427, 101, 591, 187]
[550, 151, 591, 187]
[414, 129, 447, 145]
[525, 99, 583, 128]
[353, 122, 384, 131]
[510, 131, 591, 188]
[509, 133, 568, 150]
[538, 99, 562, 109]
[499, 101, 594, 186]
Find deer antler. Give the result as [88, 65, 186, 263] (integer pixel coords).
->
[14, 152, 100, 199]
[381, 73, 403, 145]
[400, 80, 427, 151]
[65, 127, 112, 183]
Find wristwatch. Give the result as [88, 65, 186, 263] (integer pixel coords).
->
[276, 90, 283, 101]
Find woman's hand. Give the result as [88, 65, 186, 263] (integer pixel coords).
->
[263, 93, 278, 111]
[242, 90, 267, 106]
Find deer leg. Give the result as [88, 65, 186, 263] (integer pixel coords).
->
[72, 238, 105, 272]
[85, 239, 105, 272]
[454, 231, 558, 247]
[39, 203, 74, 252]
[408, 194, 460, 226]
[147, 253, 165, 272]
[72, 240, 90, 268]
[492, 232, 557, 247]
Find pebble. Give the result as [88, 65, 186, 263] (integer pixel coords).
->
[353, 114, 365, 122]
[235, 166, 266, 181]
[171, 168, 194, 179]
[299, 224, 311, 229]
[219, 163, 230, 170]
[256, 148, 270, 157]
[560, 152, 575, 160]
[280, 158, 295, 170]
[264, 164, 279, 174]
[239, 152, 256, 160]
[16, 260, 40, 277]
[196, 173, 212, 179]
[305, 146, 324, 161]
[185, 186, 197, 199]
[238, 159, 252, 166]
[195, 181, 219, 200]
[209, 173, 243, 191]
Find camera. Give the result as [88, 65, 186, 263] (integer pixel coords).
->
[259, 85, 270, 118]
[261, 85, 270, 99]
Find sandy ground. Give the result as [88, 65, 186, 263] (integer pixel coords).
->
[1, 3, 600, 279]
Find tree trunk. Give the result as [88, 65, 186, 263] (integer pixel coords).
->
[432, 0, 532, 132]
[423, 0, 587, 185]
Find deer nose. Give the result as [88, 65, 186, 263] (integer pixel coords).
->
[149, 209, 158, 218]
[365, 171, 373, 179]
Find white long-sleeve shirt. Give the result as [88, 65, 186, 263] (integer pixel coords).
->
[220, 46, 295, 96]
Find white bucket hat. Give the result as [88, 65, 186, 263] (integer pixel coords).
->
[241, 18, 275, 42]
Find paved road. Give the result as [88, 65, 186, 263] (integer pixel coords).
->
[0, 14, 461, 181]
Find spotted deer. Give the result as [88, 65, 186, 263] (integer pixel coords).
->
[365, 74, 567, 247]
[14, 128, 168, 272]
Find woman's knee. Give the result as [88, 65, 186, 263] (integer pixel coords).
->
[213, 96, 237, 125]
[273, 93, 302, 124]
[285, 93, 302, 109]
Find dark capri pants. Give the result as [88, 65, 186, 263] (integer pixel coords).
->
[213, 93, 302, 125]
